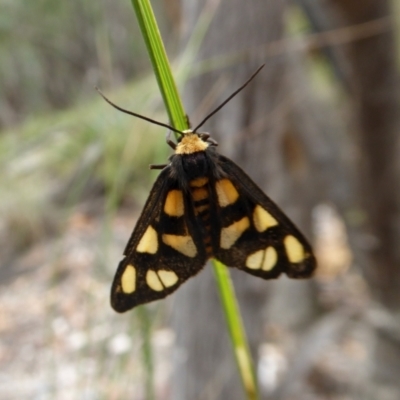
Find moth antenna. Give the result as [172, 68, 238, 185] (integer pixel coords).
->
[193, 64, 265, 132]
[95, 87, 184, 136]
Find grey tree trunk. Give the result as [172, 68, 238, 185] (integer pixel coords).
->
[290, 1, 400, 398]
[170, 1, 319, 398]
[168, 0, 400, 398]
[326, 0, 400, 397]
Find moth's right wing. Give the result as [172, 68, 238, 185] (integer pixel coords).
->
[111, 167, 207, 312]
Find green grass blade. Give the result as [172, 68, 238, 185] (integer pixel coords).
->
[130, 0, 187, 132]
[130, 1, 259, 398]
[212, 260, 259, 399]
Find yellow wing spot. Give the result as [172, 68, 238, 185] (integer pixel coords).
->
[162, 234, 197, 257]
[164, 190, 184, 217]
[192, 187, 209, 202]
[121, 264, 136, 293]
[253, 205, 278, 232]
[246, 249, 264, 269]
[262, 246, 277, 271]
[220, 217, 250, 249]
[216, 179, 239, 207]
[146, 270, 163, 291]
[136, 226, 158, 254]
[157, 270, 179, 288]
[189, 177, 209, 187]
[246, 246, 278, 271]
[284, 235, 304, 263]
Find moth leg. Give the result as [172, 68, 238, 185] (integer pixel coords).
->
[207, 138, 218, 146]
[199, 132, 210, 141]
[149, 163, 168, 170]
[166, 130, 177, 150]
[198, 132, 218, 146]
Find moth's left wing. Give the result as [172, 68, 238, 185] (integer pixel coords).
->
[213, 155, 316, 279]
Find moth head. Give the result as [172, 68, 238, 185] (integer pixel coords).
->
[175, 130, 210, 154]
[179, 129, 209, 140]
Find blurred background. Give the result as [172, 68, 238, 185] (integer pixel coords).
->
[1, 0, 400, 399]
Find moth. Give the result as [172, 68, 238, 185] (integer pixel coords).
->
[97, 65, 316, 313]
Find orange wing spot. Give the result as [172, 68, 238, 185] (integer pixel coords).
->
[192, 187, 209, 202]
[253, 205, 278, 232]
[194, 204, 209, 215]
[162, 234, 197, 257]
[284, 235, 305, 263]
[216, 179, 239, 207]
[146, 270, 163, 291]
[136, 226, 158, 254]
[246, 250, 263, 270]
[189, 177, 209, 187]
[121, 265, 136, 294]
[164, 190, 184, 217]
[220, 217, 250, 249]
[262, 247, 278, 271]
[157, 270, 179, 288]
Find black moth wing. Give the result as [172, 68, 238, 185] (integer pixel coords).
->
[213, 154, 316, 279]
[111, 166, 207, 312]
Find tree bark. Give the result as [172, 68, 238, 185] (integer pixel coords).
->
[170, 0, 400, 398]
[330, 2, 400, 397]
[171, 0, 320, 398]
[306, 0, 400, 397]
[327, 0, 400, 309]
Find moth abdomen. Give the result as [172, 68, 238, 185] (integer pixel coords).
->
[188, 176, 214, 257]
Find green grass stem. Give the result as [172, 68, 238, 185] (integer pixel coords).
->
[130, 0, 187, 132]
[130, 1, 259, 398]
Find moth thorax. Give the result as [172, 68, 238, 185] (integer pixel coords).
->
[175, 132, 209, 155]
[181, 151, 210, 180]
